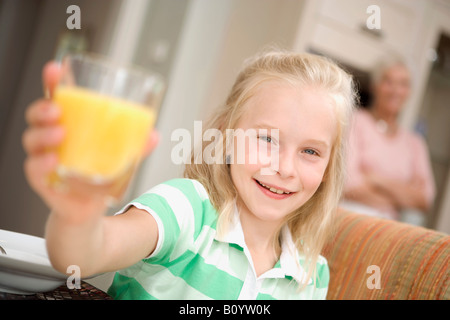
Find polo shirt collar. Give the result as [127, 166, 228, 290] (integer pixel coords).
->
[279, 225, 312, 285]
[215, 204, 312, 285]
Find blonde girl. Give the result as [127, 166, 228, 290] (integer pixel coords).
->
[23, 50, 356, 299]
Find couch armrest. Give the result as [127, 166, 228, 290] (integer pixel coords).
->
[322, 209, 449, 300]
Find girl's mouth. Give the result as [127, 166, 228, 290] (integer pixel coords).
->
[253, 178, 295, 199]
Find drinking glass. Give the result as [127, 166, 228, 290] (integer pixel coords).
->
[50, 53, 164, 204]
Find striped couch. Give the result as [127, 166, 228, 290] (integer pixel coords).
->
[323, 209, 449, 300]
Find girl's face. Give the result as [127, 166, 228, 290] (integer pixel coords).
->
[230, 81, 337, 226]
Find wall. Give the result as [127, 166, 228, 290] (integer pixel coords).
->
[0, 0, 41, 149]
[133, 0, 190, 81]
[419, 40, 450, 233]
[202, 0, 306, 119]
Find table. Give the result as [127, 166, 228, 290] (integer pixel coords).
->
[0, 281, 112, 300]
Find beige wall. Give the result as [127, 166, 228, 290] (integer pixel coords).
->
[202, 0, 305, 118]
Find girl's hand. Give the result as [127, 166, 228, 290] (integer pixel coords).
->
[22, 61, 159, 223]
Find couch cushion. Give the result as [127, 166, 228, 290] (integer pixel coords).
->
[323, 210, 449, 300]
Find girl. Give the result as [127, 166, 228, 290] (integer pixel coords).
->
[23, 51, 356, 299]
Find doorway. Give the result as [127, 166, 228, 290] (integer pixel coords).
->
[418, 33, 450, 231]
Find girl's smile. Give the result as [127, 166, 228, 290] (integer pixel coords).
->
[253, 178, 296, 199]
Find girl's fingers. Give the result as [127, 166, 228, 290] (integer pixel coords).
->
[22, 126, 64, 155]
[24, 152, 58, 193]
[142, 129, 160, 158]
[42, 61, 62, 98]
[25, 99, 61, 126]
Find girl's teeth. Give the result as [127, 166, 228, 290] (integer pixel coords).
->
[259, 181, 291, 194]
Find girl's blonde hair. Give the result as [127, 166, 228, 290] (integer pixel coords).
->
[184, 50, 357, 288]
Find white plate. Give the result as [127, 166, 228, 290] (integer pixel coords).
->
[0, 229, 67, 295]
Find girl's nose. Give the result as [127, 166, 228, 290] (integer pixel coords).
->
[276, 150, 297, 179]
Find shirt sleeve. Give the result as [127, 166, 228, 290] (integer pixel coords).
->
[114, 178, 207, 265]
[410, 134, 436, 208]
[315, 256, 330, 300]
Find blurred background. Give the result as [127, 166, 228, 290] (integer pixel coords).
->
[1, 0, 449, 240]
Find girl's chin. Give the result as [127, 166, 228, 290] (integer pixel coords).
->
[246, 202, 295, 222]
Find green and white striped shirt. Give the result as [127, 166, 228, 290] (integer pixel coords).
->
[107, 178, 329, 300]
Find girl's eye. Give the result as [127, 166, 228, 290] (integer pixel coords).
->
[303, 149, 319, 156]
[259, 135, 272, 143]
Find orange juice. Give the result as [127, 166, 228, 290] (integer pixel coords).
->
[52, 86, 156, 199]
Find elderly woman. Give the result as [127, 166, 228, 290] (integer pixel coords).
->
[342, 58, 436, 225]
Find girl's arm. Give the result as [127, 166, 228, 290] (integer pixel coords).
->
[45, 206, 158, 277]
[23, 61, 160, 277]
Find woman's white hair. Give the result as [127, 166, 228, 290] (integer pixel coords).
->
[370, 53, 412, 85]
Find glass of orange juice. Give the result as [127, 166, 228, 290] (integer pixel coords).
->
[50, 53, 164, 205]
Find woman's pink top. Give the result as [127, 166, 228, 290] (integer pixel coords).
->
[344, 109, 436, 216]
